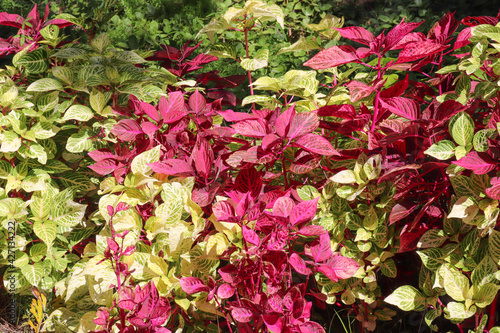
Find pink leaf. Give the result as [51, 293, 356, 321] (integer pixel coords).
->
[231, 119, 269, 137]
[87, 149, 116, 163]
[304, 45, 359, 69]
[140, 101, 160, 122]
[296, 225, 326, 236]
[453, 27, 471, 50]
[396, 41, 448, 63]
[88, 159, 117, 175]
[212, 201, 237, 222]
[486, 177, 500, 200]
[391, 32, 427, 49]
[294, 133, 339, 156]
[290, 196, 319, 226]
[107, 238, 119, 252]
[346, 81, 376, 102]
[276, 104, 296, 137]
[334, 26, 375, 46]
[112, 119, 143, 141]
[299, 321, 326, 333]
[321, 255, 359, 280]
[218, 109, 258, 122]
[189, 89, 207, 115]
[389, 202, 418, 225]
[242, 225, 260, 246]
[287, 113, 319, 139]
[148, 159, 194, 176]
[217, 283, 235, 299]
[0, 12, 24, 28]
[273, 197, 295, 218]
[141, 121, 158, 136]
[309, 233, 332, 263]
[179, 277, 209, 294]
[262, 133, 281, 150]
[289, 253, 312, 275]
[231, 307, 253, 323]
[267, 294, 284, 313]
[385, 19, 424, 51]
[379, 97, 419, 120]
[453, 151, 496, 175]
[263, 314, 284, 333]
[160, 91, 186, 122]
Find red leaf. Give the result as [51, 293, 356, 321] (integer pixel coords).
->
[217, 283, 235, 299]
[189, 89, 207, 115]
[380, 74, 409, 98]
[379, 97, 419, 120]
[207, 90, 237, 106]
[273, 197, 295, 218]
[289, 253, 312, 275]
[141, 121, 158, 136]
[453, 151, 496, 174]
[288, 112, 319, 139]
[160, 91, 186, 122]
[317, 104, 356, 119]
[148, 159, 194, 176]
[231, 307, 254, 323]
[112, 119, 143, 141]
[391, 32, 427, 49]
[267, 294, 284, 313]
[107, 238, 119, 252]
[304, 45, 359, 69]
[140, 101, 160, 122]
[385, 19, 424, 51]
[290, 197, 319, 226]
[193, 137, 213, 179]
[235, 167, 262, 198]
[396, 41, 448, 63]
[461, 16, 499, 26]
[191, 183, 220, 208]
[290, 154, 320, 174]
[334, 26, 375, 46]
[276, 104, 296, 137]
[309, 233, 332, 263]
[486, 177, 500, 200]
[0, 12, 24, 28]
[317, 255, 359, 281]
[88, 149, 116, 162]
[231, 119, 269, 138]
[294, 133, 339, 156]
[242, 225, 260, 246]
[179, 277, 209, 294]
[88, 159, 117, 175]
[299, 321, 326, 333]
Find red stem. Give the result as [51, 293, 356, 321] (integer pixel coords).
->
[488, 295, 498, 330]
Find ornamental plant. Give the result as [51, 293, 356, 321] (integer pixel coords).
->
[2, 2, 500, 333]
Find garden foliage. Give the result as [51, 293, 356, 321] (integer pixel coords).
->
[2, 1, 500, 333]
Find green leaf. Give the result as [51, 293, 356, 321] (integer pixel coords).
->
[384, 285, 427, 311]
[278, 37, 321, 54]
[450, 175, 480, 200]
[471, 255, 497, 287]
[0, 131, 21, 152]
[448, 196, 478, 224]
[51, 193, 86, 227]
[21, 262, 44, 286]
[13, 251, 29, 268]
[66, 130, 93, 153]
[131, 146, 161, 176]
[241, 94, 280, 108]
[473, 129, 497, 152]
[90, 33, 111, 54]
[52, 66, 74, 85]
[330, 170, 357, 184]
[31, 191, 53, 220]
[33, 220, 57, 248]
[27, 78, 63, 92]
[29, 243, 47, 262]
[0, 159, 13, 179]
[29, 144, 48, 164]
[417, 247, 445, 271]
[449, 112, 474, 146]
[17, 48, 48, 74]
[424, 308, 440, 331]
[240, 49, 269, 71]
[443, 264, 469, 302]
[380, 258, 397, 278]
[61, 105, 94, 122]
[424, 140, 456, 160]
[475, 283, 500, 308]
[489, 230, 500, 264]
[37, 91, 59, 112]
[445, 302, 475, 322]
[32, 122, 60, 140]
[113, 51, 146, 63]
[418, 229, 448, 249]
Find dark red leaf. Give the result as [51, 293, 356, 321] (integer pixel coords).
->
[380, 74, 409, 98]
[334, 26, 375, 46]
[294, 133, 339, 156]
[235, 167, 262, 198]
[389, 202, 418, 225]
[263, 314, 284, 333]
[317, 104, 356, 119]
[304, 45, 359, 69]
[207, 90, 237, 106]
